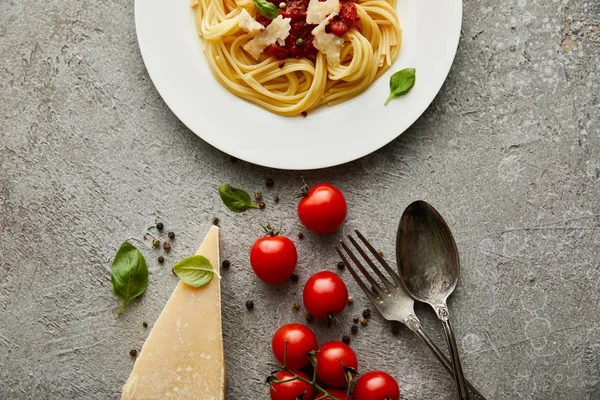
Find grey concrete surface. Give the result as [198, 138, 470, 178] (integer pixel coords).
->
[1, 0, 599, 399]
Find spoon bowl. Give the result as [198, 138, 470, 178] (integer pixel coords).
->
[396, 200, 460, 308]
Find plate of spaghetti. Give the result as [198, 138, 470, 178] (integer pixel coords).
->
[135, 0, 461, 169]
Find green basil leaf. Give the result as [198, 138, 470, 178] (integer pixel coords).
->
[172, 255, 221, 287]
[384, 67, 416, 105]
[253, 0, 279, 19]
[218, 184, 260, 213]
[111, 242, 148, 315]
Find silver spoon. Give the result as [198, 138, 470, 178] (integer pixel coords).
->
[396, 200, 470, 400]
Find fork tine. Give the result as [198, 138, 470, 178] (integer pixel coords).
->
[355, 230, 403, 287]
[335, 246, 382, 305]
[346, 235, 396, 292]
[338, 240, 388, 299]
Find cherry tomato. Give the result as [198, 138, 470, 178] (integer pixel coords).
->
[303, 271, 348, 319]
[270, 370, 315, 400]
[353, 371, 400, 400]
[316, 388, 353, 400]
[272, 323, 318, 369]
[315, 341, 358, 388]
[250, 234, 297, 284]
[297, 184, 347, 234]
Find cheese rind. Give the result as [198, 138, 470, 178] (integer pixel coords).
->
[121, 226, 225, 400]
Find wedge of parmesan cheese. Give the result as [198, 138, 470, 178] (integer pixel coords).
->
[121, 226, 225, 400]
[243, 15, 292, 59]
[238, 9, 264, 35]
[312, 16, 345, 66]
[306, 0, 340, 24]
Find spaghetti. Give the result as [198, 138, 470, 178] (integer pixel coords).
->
[192, 0, 401, 116]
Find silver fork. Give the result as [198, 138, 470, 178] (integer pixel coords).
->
[336, 230, 486, 399]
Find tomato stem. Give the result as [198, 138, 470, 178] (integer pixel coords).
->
[308, 351, 318, 382]
[293, 177, 310, 199]
[339, 360, 357, 386]
[326, 312, 340, 327]
[260, 223, 280, 236]
[277, 367, 340, 399]
[267, 345, 341, 400]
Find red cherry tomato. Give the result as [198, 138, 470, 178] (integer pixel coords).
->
[250, 235, 297, 284]
[297, 184, 347, 234]
[270, 370, 315, 400]
[272, 323, 318, 369]
[303, 271, 348, 319]
[315, 341, 358, 388]
[316, 388, 353, 400]
[353, 371, 400, 400]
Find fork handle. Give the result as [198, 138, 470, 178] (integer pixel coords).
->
[405, 315, 487, 400]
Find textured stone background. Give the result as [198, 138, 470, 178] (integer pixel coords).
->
[1, 0, 599, 399]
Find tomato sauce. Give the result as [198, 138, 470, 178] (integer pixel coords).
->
[257, 0, 359, 60]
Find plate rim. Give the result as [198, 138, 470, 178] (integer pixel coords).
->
[135, 0, 463, 170]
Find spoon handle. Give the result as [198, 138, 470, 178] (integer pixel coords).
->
[406, 315, 486, 399]
[438, 307, 470, 400]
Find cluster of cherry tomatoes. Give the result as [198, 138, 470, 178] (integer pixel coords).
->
[247, 183, 400, 399]
[250, 184, 350, 322]
[270, 323, 400, 400]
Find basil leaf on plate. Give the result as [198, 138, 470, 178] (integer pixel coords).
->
[385, 68, 416, 105]
[111, 242, 148, 315]
[218, 184, 260, 213]
[172, 255, 221, 287]
[253, 0, 279, 19]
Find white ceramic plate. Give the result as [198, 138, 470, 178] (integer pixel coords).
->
[135, 0, 462, 170]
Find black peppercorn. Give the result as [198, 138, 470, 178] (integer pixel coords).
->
[305, 313, 313, 322]
[167, 231, 175, 240]
[301, 111, 307, 118]
[337, 261, 345, 270]
[362, 309, 371, 319]
[297, 232, 304, 239]
[157, 256, 165, 263]
[245, 300, 254, 310]
[222, 260, 230, 269]
[351, 325, 359, 334]
[156, 222, 164, 230]
[129, 349, 138, 357]
[353, 317, 359, 324]
[266, 178, 275, 187]
[212, 217, 220, 226]
[143, 322, 148, 328]
[342, 335, 351, 345]
[290, 273, 299, 282]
